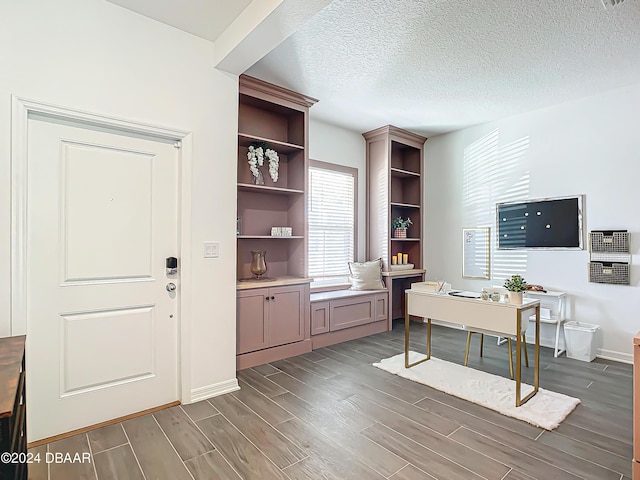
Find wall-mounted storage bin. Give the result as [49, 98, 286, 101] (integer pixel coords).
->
[588, 261, 630, 285]
[589, 230, 629, 253]
[588, 229, 630, 285]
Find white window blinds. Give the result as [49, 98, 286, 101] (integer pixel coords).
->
[308, 165, 355, 279]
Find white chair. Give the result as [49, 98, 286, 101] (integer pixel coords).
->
[463, 287, 529, 379]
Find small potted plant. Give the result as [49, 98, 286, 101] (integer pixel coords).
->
[392, 217, 412, 238]
[503, 274, 527, 304]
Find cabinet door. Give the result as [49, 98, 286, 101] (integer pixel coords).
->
[374, 293, 388, 323]
[237, 289, 269, 354]
[310, 301, 330, 335]
[269, 285, 305, 347]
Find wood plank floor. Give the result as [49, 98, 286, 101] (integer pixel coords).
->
[28, 321, 633, 480]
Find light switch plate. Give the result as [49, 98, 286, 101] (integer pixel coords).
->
[204, 242, 219, 258]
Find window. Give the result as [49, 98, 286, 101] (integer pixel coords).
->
[308, 161, 357, 282]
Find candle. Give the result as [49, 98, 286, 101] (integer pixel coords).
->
[403, 254, 408, 265]
[396, 253, 402, 265]
[391, 255, 397, 265]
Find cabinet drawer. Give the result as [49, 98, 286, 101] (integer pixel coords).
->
[329, 297, 374, 331]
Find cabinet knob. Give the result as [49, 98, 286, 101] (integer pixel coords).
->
[271, 296, 275, 300]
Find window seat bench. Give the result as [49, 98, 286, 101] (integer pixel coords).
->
[309, 289, 389, 349]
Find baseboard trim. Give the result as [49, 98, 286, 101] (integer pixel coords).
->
[189, 378, 240, 403]
[28, 401, 180, 448]
[597, 349, 632, 364]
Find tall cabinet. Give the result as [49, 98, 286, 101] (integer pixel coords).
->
[236, 75, 317, 370]
[364, 126, 427, 324]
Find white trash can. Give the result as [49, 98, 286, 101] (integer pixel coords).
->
[563, 321, 600, 362]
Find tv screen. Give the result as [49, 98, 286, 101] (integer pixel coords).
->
[497, 196, 583, 249]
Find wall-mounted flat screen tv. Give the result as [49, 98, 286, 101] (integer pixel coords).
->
[497, 195, 584, 249]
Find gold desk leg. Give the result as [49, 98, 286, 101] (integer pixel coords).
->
[507, 338, 514, 379]
[464, 331, 472, 366]
[405, 292, 431, 369]
[515, 314, 522, 406]
[516, 305, 541, 407]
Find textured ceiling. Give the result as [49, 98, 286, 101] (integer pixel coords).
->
[104, 0, 640, 136]
[246, 0, 640, 136]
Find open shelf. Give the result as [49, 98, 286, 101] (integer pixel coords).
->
[237, 75, 316, 281]
[528, 314, 560, 324]
[391, 201, 420, 209]
[391, 167, 420, 178]
[237, 183, 304, 195]
[237, 235, 304, 240]
[238, 133, 304, 155]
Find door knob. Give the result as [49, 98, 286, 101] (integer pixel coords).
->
[166, 283, 177, 292]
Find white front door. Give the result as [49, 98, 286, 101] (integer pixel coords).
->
[25, 113, 179, 441]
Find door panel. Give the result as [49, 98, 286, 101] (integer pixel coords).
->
[62, 142, 154, 282]
[26, 115, 179, 441]
[60, 306, 154, 395]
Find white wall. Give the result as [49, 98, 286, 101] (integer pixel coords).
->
[309, 118, 367, 260]
[0, 0, 239, 396]
[424, 82, 640, 362]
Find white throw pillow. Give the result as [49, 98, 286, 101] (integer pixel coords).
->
[349, 258, 385, 290]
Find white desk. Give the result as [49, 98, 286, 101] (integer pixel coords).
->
[404, 289, 541, 407]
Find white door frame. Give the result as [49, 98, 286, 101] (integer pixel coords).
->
[10, 95, 193, 404]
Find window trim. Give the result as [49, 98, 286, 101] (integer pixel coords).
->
[308, 159, 358, 285]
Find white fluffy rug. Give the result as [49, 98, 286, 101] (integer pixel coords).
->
[373, 351, 580, 430]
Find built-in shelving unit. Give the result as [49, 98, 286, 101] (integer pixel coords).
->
[236, 75, 317, 370]
[236, 76, 317, 281]
[363, 125, 427, 323]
